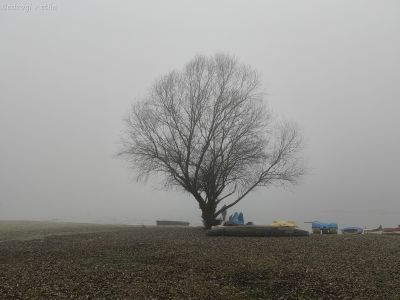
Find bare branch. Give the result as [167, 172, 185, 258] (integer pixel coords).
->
[118, 53, 304, 228]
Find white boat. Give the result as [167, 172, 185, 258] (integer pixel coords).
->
[364, 225, 382, 234]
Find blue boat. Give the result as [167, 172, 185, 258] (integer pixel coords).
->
[226, 212, 245, 225]
[306, 221, 338, 234]
[341, 226, 363, 234]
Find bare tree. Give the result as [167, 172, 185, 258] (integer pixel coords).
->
[119, 54, 304, 229]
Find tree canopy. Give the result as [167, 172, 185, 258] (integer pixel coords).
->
[119, 54, 304, 228]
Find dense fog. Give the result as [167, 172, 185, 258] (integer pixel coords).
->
[1, 0, 399, 228]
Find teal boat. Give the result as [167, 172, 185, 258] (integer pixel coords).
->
[305, 221, 338, 234]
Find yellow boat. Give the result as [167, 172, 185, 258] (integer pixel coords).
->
[270, 220, 298, 227]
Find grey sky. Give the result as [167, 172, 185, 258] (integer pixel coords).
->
[1, 0, 399, 227]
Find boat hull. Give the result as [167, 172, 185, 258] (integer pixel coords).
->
[364, 230, 382, 234]
[207, 225, 309, 237]
[156, 220, 190, 226]
[382, 226, 400, 235]
[341, 227, 363, 234]
[310, 221, 338, 234]
[364, 225, 382, 234]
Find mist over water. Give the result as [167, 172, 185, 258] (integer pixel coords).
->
[1, 1, 399, 228]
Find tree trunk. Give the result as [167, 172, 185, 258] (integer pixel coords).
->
[201, 206, 220, 229]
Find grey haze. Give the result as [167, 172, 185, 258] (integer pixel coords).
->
[0, 0, 399, 228]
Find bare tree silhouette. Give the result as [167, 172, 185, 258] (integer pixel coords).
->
[119, 54, 304, 229]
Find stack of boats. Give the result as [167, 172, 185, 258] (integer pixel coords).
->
[207, 215, 400, 237]
[314, 223, 400, 235]
[207, 218, 309, 237]
[341, 225, 400, 235]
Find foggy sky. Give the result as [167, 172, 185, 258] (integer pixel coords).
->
[1, 0, 399, 228]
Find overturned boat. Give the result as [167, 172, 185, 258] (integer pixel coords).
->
[364, 225, 382, 234]
[207, 225, 309, 237]
[224, 212, 245, 226]
[382, 225, 400, 235]
[270, 220, 298, 227]
[341, 226, 364, 234]
[156, 220, 190, 226]
[305, 221, 338, 234]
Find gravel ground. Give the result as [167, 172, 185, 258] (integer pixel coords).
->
[0, 227, 399, 299]
[0, 220, 132, 242]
